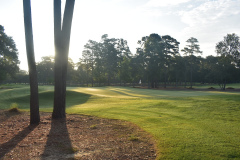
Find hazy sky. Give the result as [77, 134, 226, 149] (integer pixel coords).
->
[0, 0, 240, 70]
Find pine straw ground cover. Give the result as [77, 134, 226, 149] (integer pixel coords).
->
[0, 110, 156, 160]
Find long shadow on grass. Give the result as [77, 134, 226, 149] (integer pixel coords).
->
[41, 118, 74, 159]
[4, 90, 92, 109]
[0, 125, 37, 158]
[65, 91, 92, 107]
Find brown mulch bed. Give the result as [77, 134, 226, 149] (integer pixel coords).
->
[0, 110, 156, 160]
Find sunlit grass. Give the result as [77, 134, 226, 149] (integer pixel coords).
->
[0, 85, 240, 159]
[68, 87, 240, 159]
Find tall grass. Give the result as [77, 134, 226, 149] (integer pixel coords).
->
[0, 85, 240, 159]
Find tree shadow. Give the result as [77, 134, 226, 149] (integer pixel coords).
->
[65, 90, 92, 107]
[0, 110, 22, 123]
[0, 125, 37, 158]
[41, 118, 74, 159]
[6, 90, 92, 109]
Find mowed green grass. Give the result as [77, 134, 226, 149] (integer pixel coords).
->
[0, 85, 240, 159]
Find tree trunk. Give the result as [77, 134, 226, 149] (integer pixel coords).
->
[86, 67, 89, 87]
[91, 63, 94, 87]
[52, 0, 75, 119]
[108, 75, 110, 86]
[164, 68, 167, 88]
[175, 71, 178, 87]
[53, 0, 64, 119]
[190, 63, 193, 88]
[23, 0, 40, 125]
[151, 80, 154, 88]
[184, 63, 187, 88]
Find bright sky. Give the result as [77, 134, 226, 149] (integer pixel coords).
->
[0, 0, 240, 71]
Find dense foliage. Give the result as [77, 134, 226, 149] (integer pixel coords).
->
[74, 33, 240, 89]
[0, 25, 19, 82]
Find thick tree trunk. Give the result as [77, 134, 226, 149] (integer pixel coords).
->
[52, 0, 75, 119]
[53, 0, 64, 119]
[23, 0, 40, 125]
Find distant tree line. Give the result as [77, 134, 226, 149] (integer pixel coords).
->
[76, 33, 239, 90]
[1, 30, 240, 90]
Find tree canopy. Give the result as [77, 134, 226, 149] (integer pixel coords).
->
[0, 25, 19, 82]
[216, 33, 240, 66]
[181, 37, 202, 88]
[136, 33, 179, 88]
[80, 34, 132, 86]
[215, 33, 240, 89]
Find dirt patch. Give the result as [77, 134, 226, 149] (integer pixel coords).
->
[0, 110, 156, 160]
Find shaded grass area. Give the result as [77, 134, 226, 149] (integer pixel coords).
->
[0, 85, 240, 159]
[0, 85, 91, 112]
[193, 83, 240, 89]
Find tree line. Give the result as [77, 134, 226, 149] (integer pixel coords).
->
[77, 33, 240, 90]
[1, 24, 240, 90]
[5, 33, 239, 90]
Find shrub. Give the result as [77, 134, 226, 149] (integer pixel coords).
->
[8, 103, 20, 113]
[90, 125, 97, 129]
[68, 147, 78, 153]
[208, 87, 215, 89]
[128, 135, 139, 141]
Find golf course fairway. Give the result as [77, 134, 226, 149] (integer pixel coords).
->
[1, 85, 240, 159]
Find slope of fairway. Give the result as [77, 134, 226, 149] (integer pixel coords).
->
[1, 86, 240, 159]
